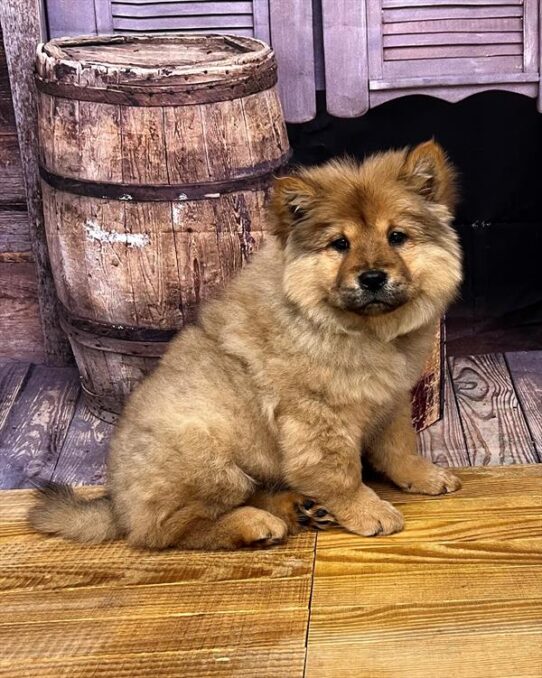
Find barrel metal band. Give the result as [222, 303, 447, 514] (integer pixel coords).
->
[35, 64, 277, 106]
[39, 150, 291, 202]
[59, 307, 174, 358]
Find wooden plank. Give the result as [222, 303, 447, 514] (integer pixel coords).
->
[0, 209, 31, 257]
[253, 0, 271, 44]
[322, 0, 369, 117]
[113, 15, 254, 30]
[0, 365, 79, 489]
[269, 0, 315, 123]
[417, 364, 469, 467]
[307, 466, 542, 678]
[383, 31, 523, 47]
[383, 17, 523, 34]
[0, 648, 307, 678]
[506, 351, 542, 461]
[384, 44, 523, 61]
[42, 394, 112, 485]
[0, 0, 73, 365]
[0, 263, 46, 364]
[450, 354, 537, 465]
[523, 0, 538, 73]
[0, 486, 314, 676]
[95, 0, 114, 33]
[46, 0, 98, 37]
[0, 360, 30, 430]
[112, 1, 253, 16]
[0, 134, 26, 203]
[384, 7, 524, 23]
[0, 25, 16, 131]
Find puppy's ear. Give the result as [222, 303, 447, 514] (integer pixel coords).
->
[269, 175, 316, 247]
[401, 140, 457, 211]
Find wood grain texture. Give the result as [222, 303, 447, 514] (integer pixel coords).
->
[0, 467, 540, 677]
[0, 486, 314, 676]
[307, 465, 542, 678]
[0, 263, 46, 363]
[322, 0, 369, 117]
[506, 351, 542, 461]
[449, 353, 537, 466]
[0, 365, 79, 488]
[36, 34, 288, 419]
[44, 393, 112, 485]
[269, 0, 316, 122]
[0, 0, 72, 365]
[417, 364, 469, 467]
[0, 360, 30, 430]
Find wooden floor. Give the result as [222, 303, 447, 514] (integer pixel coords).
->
[0, 351, 541, 489]
[0, 465, 541, 677]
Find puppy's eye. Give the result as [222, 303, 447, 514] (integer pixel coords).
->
[330, 237, 350, 252]
[388, 231, 408, 246]
[288, 203, 306, 221]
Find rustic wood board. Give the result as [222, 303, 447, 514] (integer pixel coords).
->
[0, 360, 29, 430]
[449, 353, 538, 465]
[417, 364, 469, 467]
[46, 394, 113, 485]
[0, 365, 79, 488]
[506, 351, 542, 460]
[307, 465, 542, 678]
[0, 263, 46, 363]
[0, 485, 315, 677]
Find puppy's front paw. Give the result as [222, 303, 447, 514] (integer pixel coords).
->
[400, 463, 461, 496]
[345, 497, 404, 537]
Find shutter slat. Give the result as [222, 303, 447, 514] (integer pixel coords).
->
[113, 15, 253, 29]
[112, 1, 253, 16]
[384, 43, 523, 61]
[383, 31, 522, 48]
[383, 17, 523, 34]
[384, 6, 523, 22]
[383, 54, 523, 77]
[383, 0, 522, 7]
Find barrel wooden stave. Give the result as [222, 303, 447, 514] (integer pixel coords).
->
[36, 34, 288, 420]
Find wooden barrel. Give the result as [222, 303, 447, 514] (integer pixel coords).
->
[35, 34, 290, 422]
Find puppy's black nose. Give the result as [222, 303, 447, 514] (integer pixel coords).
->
[359, 269, 388, 292]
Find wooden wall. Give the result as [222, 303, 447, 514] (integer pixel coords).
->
[0, 25, 45, 362]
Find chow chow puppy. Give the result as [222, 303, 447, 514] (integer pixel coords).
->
[30, 140, 462, 550]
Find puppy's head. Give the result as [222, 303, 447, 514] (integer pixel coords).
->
[269, 141, 462, 333]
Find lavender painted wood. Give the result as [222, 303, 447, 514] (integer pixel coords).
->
[383, 7, 524, 22]
[370, 71, 540, 89]
[252, 0, 270, 45]
[113, 15, 254, 31]
[269, 0, 315, 123]
[383, 0, 523, 7]
[383, 55, 524, 78]
[383, 32, 523, 48]
[322, 0, 368, 117]
[367, 0, 384, 80]
[523, 0, 539, 73]
[95, 0, 114, 33]
[46, 0, 98, 37]
[112, 2, 253, 17]
[539, 0, 542, 111]
[383, 17, 523, 34]
[370, 81, 538, 106]
[384, 44, 524, 61]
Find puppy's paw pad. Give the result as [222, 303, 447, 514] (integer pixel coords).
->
[404, 466, 462, 496]
[297, 498, 337, 531]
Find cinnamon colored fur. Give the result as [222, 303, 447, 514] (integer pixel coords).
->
[30, 141, 463, 550]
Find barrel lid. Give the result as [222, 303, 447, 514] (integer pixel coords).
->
[35, 34, 276, 106]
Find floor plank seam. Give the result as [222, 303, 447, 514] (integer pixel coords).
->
[302, 532, 318, 678]
[504, 352, 542, 464]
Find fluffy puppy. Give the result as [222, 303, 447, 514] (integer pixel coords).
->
[30, 140, 463, 550]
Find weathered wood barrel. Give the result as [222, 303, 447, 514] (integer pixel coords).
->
[35, 34, 290, 422]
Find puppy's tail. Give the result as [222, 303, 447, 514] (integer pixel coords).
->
[28, 483, 120, 543]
